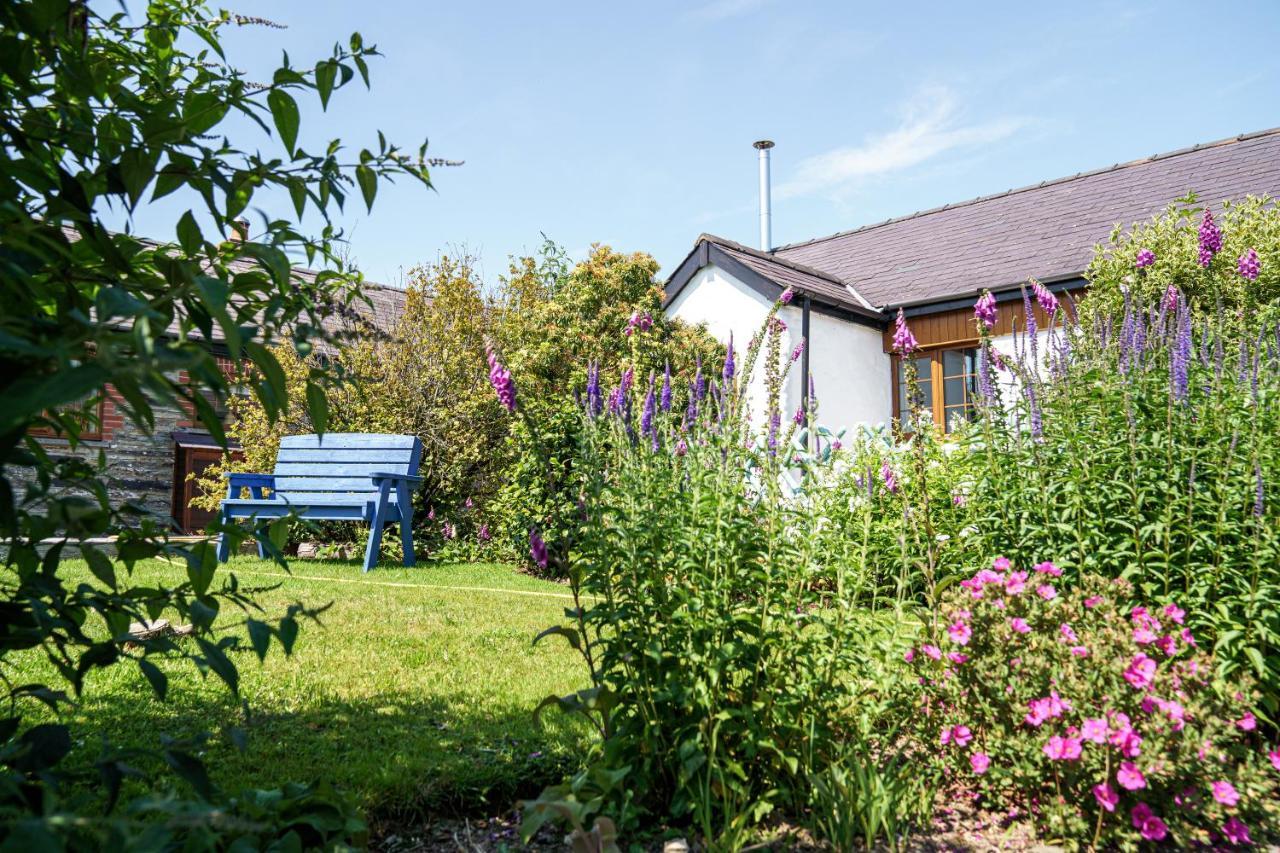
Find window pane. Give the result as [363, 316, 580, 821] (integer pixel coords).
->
[943, 347, 977, 377]
[944, 376, 971, 407]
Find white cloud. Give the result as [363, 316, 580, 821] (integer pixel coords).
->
[777, 86, 1026, 200]
[682, 0, 769, 23]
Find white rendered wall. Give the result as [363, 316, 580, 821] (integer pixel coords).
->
[666, 264, 775, 427]
[666, 264, 893, 437]
[782, 307, 892, 436]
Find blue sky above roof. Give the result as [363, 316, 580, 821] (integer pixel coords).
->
[111, 0, 1280, 288]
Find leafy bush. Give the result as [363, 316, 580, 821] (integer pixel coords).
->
[1083, 193, 1279, 324]
[501, 301, 923, 848]
[905, 559, 1279, 846]
[1, 0, 426, 844]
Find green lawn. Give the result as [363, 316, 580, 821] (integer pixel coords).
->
[9, 557, 591, 825]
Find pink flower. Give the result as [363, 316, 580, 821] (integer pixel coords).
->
[1269, 748, 1280, 771]
[1223, 816, 1252, 845]
[1004, 571, 1028, 595]
[1124, 654, 1157, 690]
[942, 725, 972, 747]
[1181, 627, 1197, 647]
[1070, 645, 1090, 657]
[1163, 603, 1185, 624]
[947, 652, 969, 664]
[1115, 729, 1143, 759]
[1084, 595, 1104, 608]
[903, 648, 915, 663]
[1211, 780, 1239, 807]
[1010, 617, 1031, 634]
[948, 620, 972, 646]
[1043, 735, 1083, 761]
[1093, 783, 1119, 812]
[1081, 718, 1108, 743]
[921, 644, 942, 661]
[1059, 623, 1077, 643]
[1155, 634, 1177, 656]
[970, 752, 990, 775]
[1132, 626, 1157, 645]
[992, 556, 1011, 572]
[1236, 712, 1257, 732]
[1132, 806, 1167, 842]
[1036, 584, 1056, 600]
[1034, 560, 1062, 577]
[1117, 762, 1146, 790]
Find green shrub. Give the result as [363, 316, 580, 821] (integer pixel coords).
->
[504, 304, 923, 848]
[905, 560, 1279, 846]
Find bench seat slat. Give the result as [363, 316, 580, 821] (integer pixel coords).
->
[273, 462, 416, 477]
[275, 450, 415, 465]
[279, 434, 418, 449]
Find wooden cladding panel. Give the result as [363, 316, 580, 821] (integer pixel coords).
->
[881, 287, 1085, 352]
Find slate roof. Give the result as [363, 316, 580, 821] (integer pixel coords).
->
[667, 128, 1280, 315]
[702, 234, 875, 313]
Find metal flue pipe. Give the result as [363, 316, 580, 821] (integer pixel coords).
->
[753, 140, 774, 251]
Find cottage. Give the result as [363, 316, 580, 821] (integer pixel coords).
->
[664, 128, 1280, 434]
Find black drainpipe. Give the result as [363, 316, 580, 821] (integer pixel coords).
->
[801, 294, 812, 449]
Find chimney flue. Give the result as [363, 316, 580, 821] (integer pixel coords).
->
[753, 140, 774, 251]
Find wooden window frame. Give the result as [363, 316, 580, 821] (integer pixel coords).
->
[28, 397, 106, 441]
[892, 344, 981, 434]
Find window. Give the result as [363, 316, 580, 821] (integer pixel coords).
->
[895, 347, 980, 433]
[28, 397, 106, 441]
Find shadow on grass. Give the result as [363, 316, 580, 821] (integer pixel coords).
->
[69, 687, 588, 828]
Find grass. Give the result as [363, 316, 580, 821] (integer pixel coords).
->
[8, 556, 591, 825]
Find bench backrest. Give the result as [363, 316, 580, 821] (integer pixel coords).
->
[273, 434, 422, 503]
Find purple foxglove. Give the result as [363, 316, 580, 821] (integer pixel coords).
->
[892, 309, 917, 354]
[1135, 248, 1156, 270]
[974, 291, 998, 328]
[1198, 209, 1221, 267]
[779, 287, 794, 305]
[1238, 247, 1260, 280]
[660, 362, 672, 412]
[723, 334, 736, 382]
[487, 347, 516, 413]
[529, 529, 548, 569]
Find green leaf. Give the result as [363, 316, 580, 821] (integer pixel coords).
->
[81, 545, 117, 589]
[138, 659, 168, 701]
[176, 210, 203, 255]
[268, 89, 301, 155]
[164, 749, 215, 800]
[315, 60, 337, 109]
[306, 381, 329, 435]
[355, 164, 377, 212]
[196, 638, 240, 696]
[247, 619, 271, 663]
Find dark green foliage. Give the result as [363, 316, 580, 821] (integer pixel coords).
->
[0, 0, 430, 845]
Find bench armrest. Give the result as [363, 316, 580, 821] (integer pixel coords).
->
[224, 473, 276, 489]
[370, 472, 423, 485]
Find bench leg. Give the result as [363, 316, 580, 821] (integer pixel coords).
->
[216, 506, 233, 562]
[362, 521, 384, 573]
[363, 481, 392, 573]
[397, 483, 415, 567]
[255, 522, 268, 560]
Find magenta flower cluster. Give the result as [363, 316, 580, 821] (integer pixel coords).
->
[891, 308, 917, 354]
[906, 557, 1277, 846]
[624, 311, 653, 336]
[487, 346, 516, 413]
[1238, 247, 1260, 280]
[1198, 209, 1222, 267]
[1135, 248, 1156, 270]
[973, 291, 998, 328]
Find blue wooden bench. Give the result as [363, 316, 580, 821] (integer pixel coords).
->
[215, 433, 423, 572]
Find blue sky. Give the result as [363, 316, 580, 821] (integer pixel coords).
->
[119, 0, 1280, 287]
